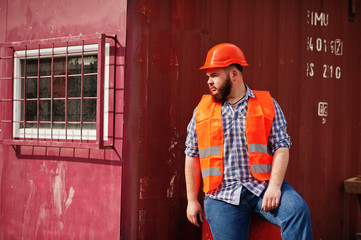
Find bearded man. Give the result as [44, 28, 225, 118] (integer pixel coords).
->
[184, 43, 313, 240]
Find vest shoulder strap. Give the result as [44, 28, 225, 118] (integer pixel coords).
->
[195, 95, 220, 122]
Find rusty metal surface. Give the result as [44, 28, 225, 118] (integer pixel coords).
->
[124, 0, 361, 239]
[0, 0, 360, 239]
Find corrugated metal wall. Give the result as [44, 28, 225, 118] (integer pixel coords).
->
[0, 0, 360, 239]
[124, 0, 361, 239]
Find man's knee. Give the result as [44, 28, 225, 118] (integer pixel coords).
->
[280, 183, 310, 219]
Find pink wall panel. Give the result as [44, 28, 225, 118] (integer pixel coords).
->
[0, 0, 126, 239]
[1, 0, 360, 239]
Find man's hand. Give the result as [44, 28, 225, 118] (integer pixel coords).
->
[185, 155, 202, 227]
[261, 184, 281, 212]
[186, 200, 203, 227]
[261, 147, 289, 212]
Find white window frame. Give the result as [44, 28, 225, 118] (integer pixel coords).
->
[12, 43, 110, 141]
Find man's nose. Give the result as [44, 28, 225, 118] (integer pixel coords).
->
[207, 77, 213, 85]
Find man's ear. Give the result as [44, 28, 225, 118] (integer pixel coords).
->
[232, 69, 238, 80]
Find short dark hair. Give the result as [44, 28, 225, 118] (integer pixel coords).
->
[226, 63, 243, 74]
[232, 63, 243, 73]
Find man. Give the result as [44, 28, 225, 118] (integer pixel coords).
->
[185, 43, 312, 240]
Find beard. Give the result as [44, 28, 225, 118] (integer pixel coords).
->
[209, 74, 232, 103]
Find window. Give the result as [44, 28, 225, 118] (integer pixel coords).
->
[0, 34, 116, 148]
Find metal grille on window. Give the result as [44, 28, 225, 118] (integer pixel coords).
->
[0, 34, 116, 148]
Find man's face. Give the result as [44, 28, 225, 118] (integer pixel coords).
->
[206, 68, 232, 103]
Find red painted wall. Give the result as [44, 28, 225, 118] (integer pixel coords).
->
[124, 0, 361, 239]
[0, 0, 126, 239]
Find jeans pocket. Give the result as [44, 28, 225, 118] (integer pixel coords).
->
[204, 195, 209, 201]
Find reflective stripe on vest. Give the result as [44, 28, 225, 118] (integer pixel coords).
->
[199, 146, 223, 158]
[251, 164, 272, 173]
[249, 144, 271, 155]
[195, 91, 275, 193]
[202, 167, 223, 178]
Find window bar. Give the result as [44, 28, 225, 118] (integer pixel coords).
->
[96, 34, 105, 148]
[65, 42, 69, 141]
[37, 44, 41, 140]
[0, 49, 12, 132]
[23, 45, 27, 139]
[80, 40, 84, 143]
[51, 43, 54, 140]
[10, 47, 15, 140]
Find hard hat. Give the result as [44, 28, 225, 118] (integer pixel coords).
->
[200, 43, 249, 69]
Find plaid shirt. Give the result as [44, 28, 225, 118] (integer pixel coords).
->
[185, 86, 291, 205]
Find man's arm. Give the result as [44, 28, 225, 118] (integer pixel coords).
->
[261, 147, 289, 211]
[185, 155, 203, 227]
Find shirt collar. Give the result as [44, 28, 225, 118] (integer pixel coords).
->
[245, 85, 256, 99]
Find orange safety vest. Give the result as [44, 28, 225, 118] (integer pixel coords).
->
[195, 91, 275, 193]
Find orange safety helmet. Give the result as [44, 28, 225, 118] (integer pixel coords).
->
[200, 43, 249, 69]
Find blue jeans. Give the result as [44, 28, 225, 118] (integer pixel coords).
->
[204, 181, 312, 240]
